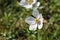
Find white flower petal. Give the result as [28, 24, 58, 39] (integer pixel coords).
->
[34, 2, 40, 9]
[38, 14, 43, 29]
[37, 14, 43, 19]
[29, 24, 37, 31]
[39, 14, 43, 18]
[32, 0, 37, 4]
[24, 4, 33, 9]
[32, 9, 39, 18]
[39, 14, 44, 22]
[36, 2, 40, 7]
[38, 22, 43, 29]
[20, 0, 27, 6]
[25, 16, 35, 25]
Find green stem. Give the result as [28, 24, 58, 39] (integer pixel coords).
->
[37, 29, 42, 40]
[27, 29, 30, 40]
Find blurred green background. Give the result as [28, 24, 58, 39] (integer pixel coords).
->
[0, 0, 60, 40]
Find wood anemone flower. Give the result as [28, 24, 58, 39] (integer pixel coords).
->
[25, 9, 44, 31]
[19, 0, 40, 9]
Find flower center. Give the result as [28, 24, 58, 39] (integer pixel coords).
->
[35, 18, 40, 23]
[26, 0, 33, 4]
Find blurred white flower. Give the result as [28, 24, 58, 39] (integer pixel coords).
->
[25, 9, 43, 31]
[19, 0, 40, 9]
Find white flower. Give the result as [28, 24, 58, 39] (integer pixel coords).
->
[19, 0, 40, 9]
[25, 9, 43, 31]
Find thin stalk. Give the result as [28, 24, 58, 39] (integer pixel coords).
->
[37, 29, 42, 40]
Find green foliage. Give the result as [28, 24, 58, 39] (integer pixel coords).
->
[0, 0, 60, 40]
